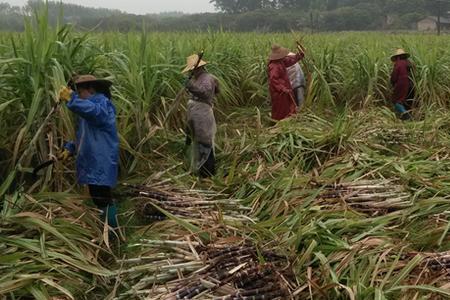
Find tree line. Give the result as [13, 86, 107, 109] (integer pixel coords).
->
[0, 0, 449, 32]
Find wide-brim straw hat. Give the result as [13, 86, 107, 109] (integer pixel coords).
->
[73, 74, 113, 87]
[269, 44, 289, 61]
[182, 54, 208, 74]
[391, 48, 410, 61]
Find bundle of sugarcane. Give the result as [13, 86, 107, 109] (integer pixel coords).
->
[419, 251, 450, 273]
[123, 183, 252, 223]
[317, 179, 412, 213]
[116, 239, 296, 299]
[0, 192, 114, 299]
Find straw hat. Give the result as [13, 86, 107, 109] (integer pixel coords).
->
[269, 44, 289, 61]
[73, 74, 113, 87]
[391, 49, 410, 61]
[182, 54, 208, 74]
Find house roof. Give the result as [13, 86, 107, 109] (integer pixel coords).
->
[419, 16, 450, 24]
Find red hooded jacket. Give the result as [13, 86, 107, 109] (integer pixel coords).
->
[268, 53, 304, 121]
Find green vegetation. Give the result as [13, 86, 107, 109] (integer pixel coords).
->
[3, 6, 450, 300]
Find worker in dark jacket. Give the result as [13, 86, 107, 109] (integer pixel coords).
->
[390, 49, 415, 120]
[59, 75, 119, 228]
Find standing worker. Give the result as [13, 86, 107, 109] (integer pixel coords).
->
[268, 44, 305, 121]
[390, 49, 415, 120]
[287, 52, 307, 109]
[58, 75, 119, 229]
[183, 54, 219, 178]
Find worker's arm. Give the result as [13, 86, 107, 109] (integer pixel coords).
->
[390, 63, 399, 85]
[67, 94, 113, 127]
[283, 53, 304, 68]
[213, 77, 220, 95]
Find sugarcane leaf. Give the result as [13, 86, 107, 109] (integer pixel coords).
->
[0, 170, 16, 199]
[438, 220, 450, 247]
[374, 288, 388, 300]
[0, 99, 18, 112]
[297, 239, 318, 268]
[0, 277, 36, 294]
[387, 254, 423, 290]
[0, 253, 26, 264]
[28, 284, 50, 300]
[388, 285, 450, 297]
[150, 202, 210, 242]
[41, 278, 75, 300]
[10, 213, 84, 258]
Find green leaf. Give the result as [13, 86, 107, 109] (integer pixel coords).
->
[0, 99, 18, 113]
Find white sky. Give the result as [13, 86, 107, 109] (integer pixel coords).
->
[4, 0, 216, 14]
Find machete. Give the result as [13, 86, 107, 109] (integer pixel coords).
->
[32, 158, 56, 178]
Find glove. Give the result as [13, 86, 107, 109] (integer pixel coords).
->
[57, 149, 72, 162]
[59, 86, 73, 102]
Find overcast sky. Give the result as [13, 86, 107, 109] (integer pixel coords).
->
[5, 0, 216, 14]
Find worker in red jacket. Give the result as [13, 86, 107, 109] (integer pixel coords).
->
[268, 44, 305, 121]
[390, 49, 415, 120]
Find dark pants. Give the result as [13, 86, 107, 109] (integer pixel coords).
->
[199, 147, 215, 178]
[88, 185, 118, 228]
[404, 85, 416, 111]
[186, 127, 216, 178]
[88, 185, 113, 208]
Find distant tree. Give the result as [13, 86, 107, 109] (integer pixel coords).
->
[424, 0, 450, 34]
[0, 2, 24, 31]
[210, 0, 265, 13]
[322, 4, 382, 30]
[278, 0, 309, 9]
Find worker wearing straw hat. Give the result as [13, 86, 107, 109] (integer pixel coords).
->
[183, 54, 219, 178]
[268, 44, 305, 121]
[390, 48, 415, 120]
[58, 75, 119, 229]
[287, 52, 306, 109]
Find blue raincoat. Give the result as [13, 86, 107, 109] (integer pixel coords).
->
[64, 93, 119, 187]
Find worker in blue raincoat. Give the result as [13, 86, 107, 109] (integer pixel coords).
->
[58, 75, 119, 229]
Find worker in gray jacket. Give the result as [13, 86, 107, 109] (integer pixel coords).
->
[182, 54, 219, 178]
[287, 52, 306, 108]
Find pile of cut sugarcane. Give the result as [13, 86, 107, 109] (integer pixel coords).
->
[421, 251, 450, 274]
[124, 183, 252, 223]
[317, 179, 412, 214]
[116, 238, 297, 299]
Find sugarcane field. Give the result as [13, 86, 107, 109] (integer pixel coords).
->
[4, 1, 450, 299]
